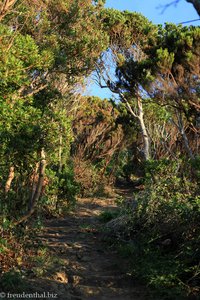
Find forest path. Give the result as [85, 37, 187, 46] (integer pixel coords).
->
[30, 191, 149, 300]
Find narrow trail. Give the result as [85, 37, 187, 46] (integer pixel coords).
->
[29, 192, 150, 300]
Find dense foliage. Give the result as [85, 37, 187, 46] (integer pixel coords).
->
[0, 1, 199, 299]
[0, 0, 108, 224]
[95, 7, 200, 299]
[112, 159, 200, 298]
[72, 96, 124, 194]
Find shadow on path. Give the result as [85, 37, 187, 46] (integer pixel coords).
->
[29, 195, 150, 300]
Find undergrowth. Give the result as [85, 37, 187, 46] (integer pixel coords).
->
[109, 159, 200, 299]
[0, 223, 57, 293]
[99, 210, 120, 223]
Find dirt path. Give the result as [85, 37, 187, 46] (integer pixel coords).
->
[29, 195, 150, 300]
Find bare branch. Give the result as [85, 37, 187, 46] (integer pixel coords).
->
[157, 0, 200, 16]
[157, 0, 180, 14]
[0, 0, 17, 22]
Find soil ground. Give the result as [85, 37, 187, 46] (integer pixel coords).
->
[27, 189, 151, 300]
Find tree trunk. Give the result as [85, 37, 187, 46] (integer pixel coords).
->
[5, 166, 15, 194]
[29, 162, 39, 211]
[58, 133, 63, 173]
[0, 0, 16, 22]
[176, 112, 194, 159]
[121, 93, 151, 161]
[101, 155, 111, 178]
[15, 148, 46, 225]
[186, 0, 200, 15]
[181, 129, 194, 159]
[137, 96, 151, 161]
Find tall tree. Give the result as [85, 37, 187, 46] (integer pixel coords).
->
[0, 0, 109, 223]
[96, 9, 157, 160]
[146, 24, 200, 158]
[97, 8, 200, 161]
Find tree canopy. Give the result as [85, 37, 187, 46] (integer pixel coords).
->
[0, 1, 199, 298]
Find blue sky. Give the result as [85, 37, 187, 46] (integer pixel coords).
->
[86, 0, 199, 98]
[105, 0, 199, 25]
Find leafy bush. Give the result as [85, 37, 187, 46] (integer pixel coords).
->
[115, 159, 200, 299]
[41, 161, 80, 215]
[99, 210, 119, 223]
[74, 159, 103, 197]
[0, 270, 24, 292]
[57, 163, 80, 207]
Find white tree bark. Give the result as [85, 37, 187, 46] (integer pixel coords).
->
[15, 148, 46, 225]
[137, 96, 151, 161]
[5, 166, 15, 194]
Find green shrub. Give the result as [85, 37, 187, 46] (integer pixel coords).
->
[99, 210, 119, 222]
[41, 161, 80, 215]
[74, 159, 103, 197]
[116, 159, 200, 299]
[0, 270, 24, 292]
